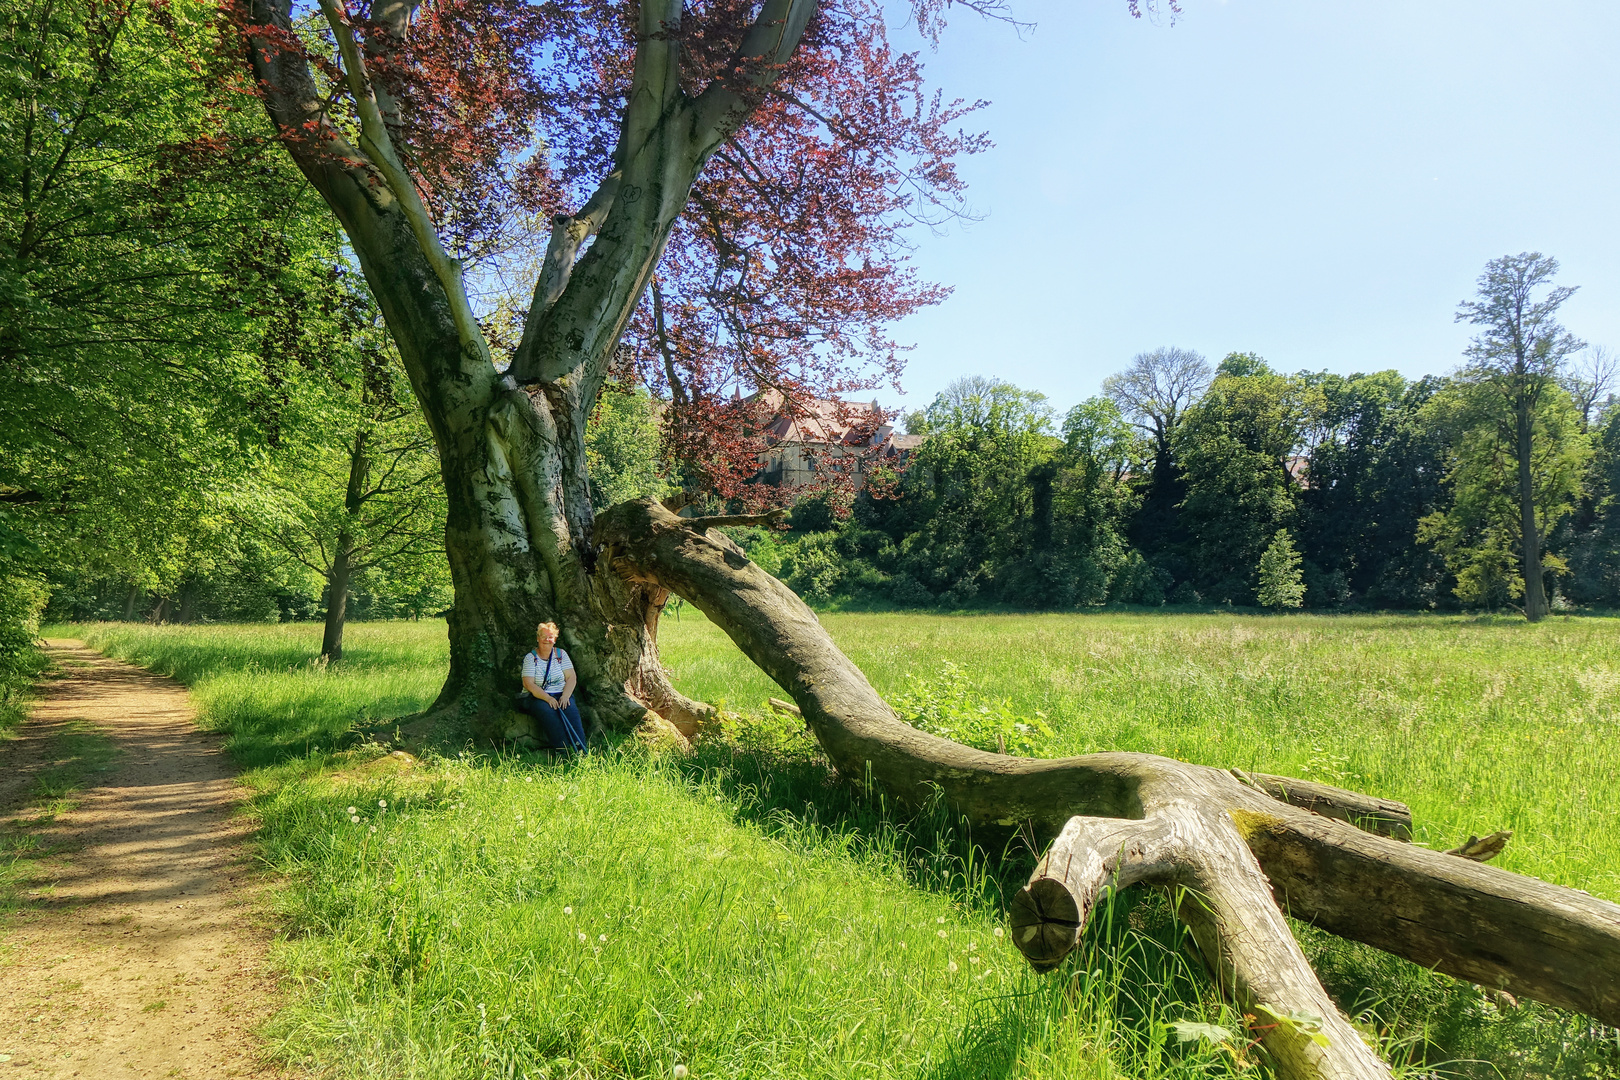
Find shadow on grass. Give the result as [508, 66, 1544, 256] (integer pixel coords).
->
[74, 624, 1620, 1080]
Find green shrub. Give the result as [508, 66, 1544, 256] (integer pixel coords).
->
[0, 572, 49, 728]
[891, 660, 1053, 756]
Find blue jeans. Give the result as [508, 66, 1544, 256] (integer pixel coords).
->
[515, 693, 587, 753]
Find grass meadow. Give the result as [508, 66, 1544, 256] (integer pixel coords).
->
[48, 612, 1620, 1079]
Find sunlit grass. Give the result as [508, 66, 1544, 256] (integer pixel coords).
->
[59, 614, 1620, 1079]
[661, 609, 1620, 901]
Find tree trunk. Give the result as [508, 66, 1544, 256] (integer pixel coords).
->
[242, 0, 784, 741]
[597, 498, 1620, 1080]
[320, 534, 352, 663]
[122, 585, 141, 621]
[321, 431, 370, 664]
[1516, 398, 1547, 621]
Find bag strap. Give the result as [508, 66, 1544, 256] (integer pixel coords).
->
[542, 649, 555, 691]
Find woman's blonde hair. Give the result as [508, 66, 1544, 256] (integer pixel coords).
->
[536, 621, 559, 638]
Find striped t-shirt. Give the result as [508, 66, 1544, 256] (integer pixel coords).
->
[521, 647, 574, 695]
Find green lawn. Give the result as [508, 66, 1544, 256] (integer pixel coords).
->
[50, 613, 1620, 1080]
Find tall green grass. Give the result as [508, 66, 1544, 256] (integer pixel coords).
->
[61, 615, 1620, 1079]
[663, 610, 1620, 901]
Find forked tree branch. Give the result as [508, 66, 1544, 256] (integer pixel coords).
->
[314, 0, 487, 359]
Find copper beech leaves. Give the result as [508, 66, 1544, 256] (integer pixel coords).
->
[221, 0, 995, 505]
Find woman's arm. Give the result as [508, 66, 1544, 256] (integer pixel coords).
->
[558, 665, 578, 709]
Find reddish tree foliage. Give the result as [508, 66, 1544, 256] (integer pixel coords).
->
[222, 0, 989, 506]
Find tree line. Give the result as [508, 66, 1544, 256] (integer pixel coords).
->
[747, 254, 1615, 620]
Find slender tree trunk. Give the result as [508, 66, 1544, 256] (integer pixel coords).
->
[321, 534, 352, 662]
[122, 585, 141, 621]
[320, 431, 370, 664]
[1516, 397, 1547, 620]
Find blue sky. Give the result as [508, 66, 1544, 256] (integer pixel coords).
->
[877, 0, 1620, 415]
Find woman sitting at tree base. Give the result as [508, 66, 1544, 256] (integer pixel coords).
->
[516, 622, 587, 753]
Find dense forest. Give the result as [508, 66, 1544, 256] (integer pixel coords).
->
[751, 335, 1619, 614]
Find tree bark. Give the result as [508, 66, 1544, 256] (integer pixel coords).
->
[1516, 398, 1547, 621]
[597, 498, 1620, 1079]
[320, 533, 352, 663]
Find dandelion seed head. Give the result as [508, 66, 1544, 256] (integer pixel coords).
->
[969, 956, 980, 965]
[564, 906, 573, 915]
[968, 942, 977, 950]
[598, 934, 607, 942]
[673, 1066, 689, 1079]
[578, 932, 587, 942]
[937, 929, 947, 939]
[524, 777, 532, 783]
[993, 927, 1004, 938]
[350, 815, 360, 824]
[347, 806, 357, 815]
[947, 961, 958, 973]
[935, 916, 945, 924]
[369, 826, 377, 833]
[378, 800, 387, 808]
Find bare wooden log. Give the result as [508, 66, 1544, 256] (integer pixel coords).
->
[1010, 814, 1182, 969]
[595, 498, 1620, 1072]
[684, 509, 788, 530]
[1233, 769, 1413, 840]
[1240, 812, 1620, 1024]
[1014, 802, 1392, 1079]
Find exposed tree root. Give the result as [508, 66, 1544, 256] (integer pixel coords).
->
[597, 499, 1620, 1080]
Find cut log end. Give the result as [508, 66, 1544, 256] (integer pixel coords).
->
[1009, 877, 1083, 971]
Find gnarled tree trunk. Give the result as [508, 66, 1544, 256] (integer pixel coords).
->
[243, 0, 805, 739]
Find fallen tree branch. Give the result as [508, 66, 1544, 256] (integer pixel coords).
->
[681, 508, 789, 530]
[1232, 769, 1412, 840]
[595, 498, 1620, 1077]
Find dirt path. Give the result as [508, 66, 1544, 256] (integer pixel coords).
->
[0, 641, 285, 1078]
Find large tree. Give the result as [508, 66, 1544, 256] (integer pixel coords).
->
[229, 5, 1620, 1078]
[1454, 253, 1585, 621]
[235, 0, 977, 736]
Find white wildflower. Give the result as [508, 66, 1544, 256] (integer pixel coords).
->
[564, 906, 573, 916]
[378, 800, 387, 808]
[993, 927, 1004, 939]
[673, 1066, 689, 1079]
[947, 961, 958, 973]
[347, 806, 357, 815]
[937, 930, 947, 939]
[578, 932, 587, 942]
[350, 815, 360, 824]
[598, 934, 607, 943]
